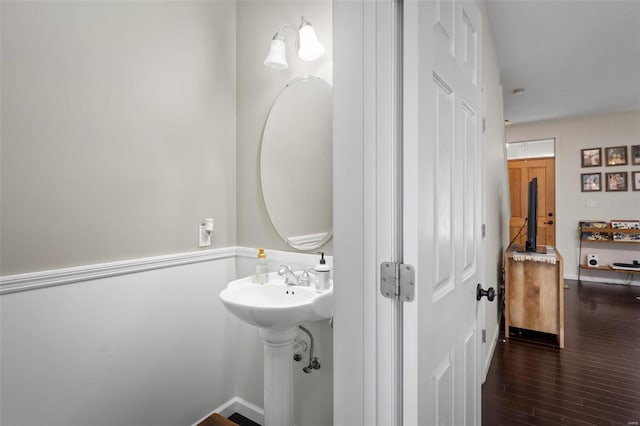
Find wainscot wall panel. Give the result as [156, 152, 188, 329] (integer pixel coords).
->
[0, 253, 237, 426]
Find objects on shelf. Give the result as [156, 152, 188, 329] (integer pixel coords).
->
[579, 221, 610, 240]
[579, 220, 640, 243]
[611, 220, 640, 241]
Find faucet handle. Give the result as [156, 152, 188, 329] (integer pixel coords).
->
[278, 264, 295, 278]
[299, 269, 317, 287]
[277, 264, 291, 276]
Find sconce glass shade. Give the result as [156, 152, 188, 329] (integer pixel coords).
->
[297, 19, 325, 61]
[264, 37, 288, 70]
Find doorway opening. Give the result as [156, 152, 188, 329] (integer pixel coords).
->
[507, 139, 556, 249]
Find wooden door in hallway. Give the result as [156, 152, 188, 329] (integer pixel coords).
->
[508, 158, 556, 247]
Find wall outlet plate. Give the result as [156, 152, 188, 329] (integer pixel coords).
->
[198, 224, 212, 247]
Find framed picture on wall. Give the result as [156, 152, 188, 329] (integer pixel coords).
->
[632, 145, 640, 165]
[605, 172, 628, 192]
[581, 148, 602, 167]
[633, 171, 640, 191]
[605, 146, 628, 166]
[581, 173, 601, 192]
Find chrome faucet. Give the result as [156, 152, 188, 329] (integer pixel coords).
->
[278, 265, 300, 285]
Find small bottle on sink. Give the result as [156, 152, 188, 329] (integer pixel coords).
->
[314, 252, 331, 291]
[255, 248, 268, 284]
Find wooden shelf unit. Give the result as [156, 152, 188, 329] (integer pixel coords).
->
[579, 239, 640, 244]
[580, 226, 640, 242]
[578, 222, 640, 281]
[580, 265, 640, 274]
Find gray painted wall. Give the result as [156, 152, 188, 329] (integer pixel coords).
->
[1, 1, 237, 275]
[236, 0, 333, 254]
[479, 0, 511, 377]
[506, 111, 640, 285]
[1, 2, 335, 425]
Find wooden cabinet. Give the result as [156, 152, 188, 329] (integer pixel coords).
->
[504, 246, 564, 348]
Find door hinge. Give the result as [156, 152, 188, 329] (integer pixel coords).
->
[380, 262, 415, 302]
[482, 329, 487, 343]
[482, 117, 486, 133]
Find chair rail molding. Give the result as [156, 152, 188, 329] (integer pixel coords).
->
[0, 247, 237, 295]
[1, 246, 331, 295]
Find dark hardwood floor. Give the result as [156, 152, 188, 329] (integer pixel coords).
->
[483, 279, 640, 426]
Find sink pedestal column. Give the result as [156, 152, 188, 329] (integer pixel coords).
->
[259, 327, 298, 426]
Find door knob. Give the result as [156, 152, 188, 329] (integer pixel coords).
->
[545, 220, 554, 225]
[476, 284, 495, 301]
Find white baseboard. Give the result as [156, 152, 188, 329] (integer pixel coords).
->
[212, 397, 240, 418]
[192, 397, 264, 426]
[231, 397, 264, 425]
[483, 327, 499, 384]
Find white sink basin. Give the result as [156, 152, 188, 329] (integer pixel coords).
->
[219, 273, 333, 330]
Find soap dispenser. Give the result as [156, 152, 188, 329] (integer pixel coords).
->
[255, 248, 268, 284]
[314, 252, 331, 291]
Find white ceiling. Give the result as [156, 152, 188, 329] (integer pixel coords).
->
[486, 0, 640, 124]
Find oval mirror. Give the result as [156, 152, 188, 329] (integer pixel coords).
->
[260, 76, 332, 251]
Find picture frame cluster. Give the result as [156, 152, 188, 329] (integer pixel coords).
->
[580, 145, 640, 192]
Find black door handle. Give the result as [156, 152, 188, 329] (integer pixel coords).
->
[545, 220, 554, 225]
[476, 284, 495, 301]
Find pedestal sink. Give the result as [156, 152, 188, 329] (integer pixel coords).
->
[219, 273, 333, 426]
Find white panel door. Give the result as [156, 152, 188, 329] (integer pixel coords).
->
[403, 0, 483, 424]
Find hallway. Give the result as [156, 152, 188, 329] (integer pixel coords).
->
[483, 279, 640, 425]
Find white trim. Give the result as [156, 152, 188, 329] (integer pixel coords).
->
[190, 399, 236, 426]
[0, 247, 334, 295]
[506, 138, 555, 160]
[375, 1, 404, 425]
[212, 397, 239, 418]
[482, 327, 499, 383]
[191, 397, 264, 426]
[232, 398, 265, 425]
[565, 272, 640, 286]
[333, 0, 371, 424]
[0, 247, 236, 295]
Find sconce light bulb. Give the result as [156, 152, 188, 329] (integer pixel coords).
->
[297, 18, 325, 61]
[264, 37, 288, 70]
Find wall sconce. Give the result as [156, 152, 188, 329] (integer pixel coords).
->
[264, 16, 325, 70]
